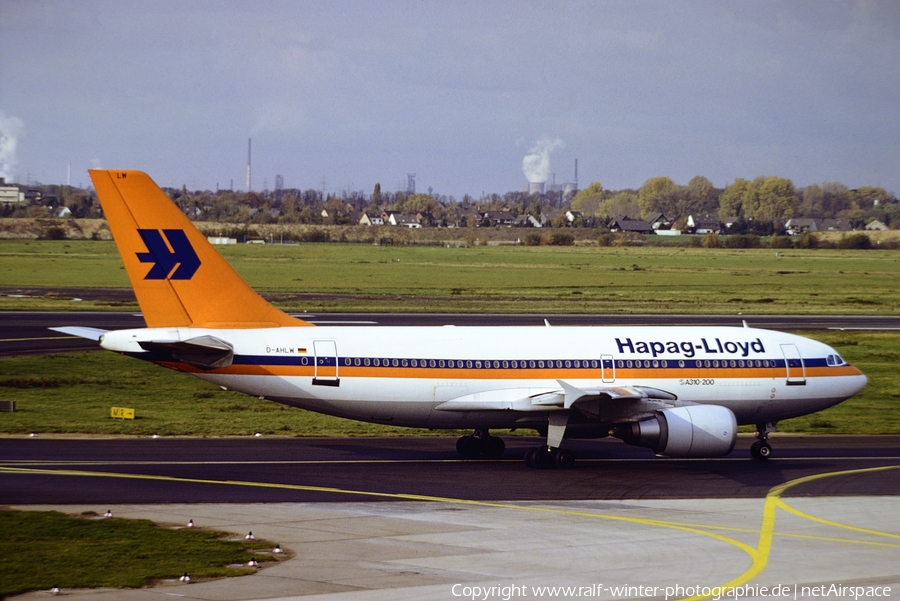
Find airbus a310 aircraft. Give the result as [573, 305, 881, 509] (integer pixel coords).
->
[56, 170, 867, 468]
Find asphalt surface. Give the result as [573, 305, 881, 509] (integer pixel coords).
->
[3, 435, 900, 505]
[4, 310, 900, 357]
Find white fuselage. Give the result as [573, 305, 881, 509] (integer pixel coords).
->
[100, 324, 867, 433]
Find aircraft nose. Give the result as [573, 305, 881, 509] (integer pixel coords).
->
[854, 372, 868, 394]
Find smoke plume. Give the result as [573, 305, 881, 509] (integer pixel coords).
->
[0, 112, 25, 181]
[522, 137, 564, 183]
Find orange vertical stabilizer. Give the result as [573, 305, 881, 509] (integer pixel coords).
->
[90, 169, 311, 329]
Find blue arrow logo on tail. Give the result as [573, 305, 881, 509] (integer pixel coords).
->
[136, 229, 202, 280]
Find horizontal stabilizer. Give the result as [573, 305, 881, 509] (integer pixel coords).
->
[138, 335, 234, 370]
[49, 326, 109, 341]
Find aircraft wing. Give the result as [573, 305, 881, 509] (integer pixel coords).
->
[435, 380, 677, 418]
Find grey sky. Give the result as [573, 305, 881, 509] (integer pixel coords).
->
[1, 0, 898, 198]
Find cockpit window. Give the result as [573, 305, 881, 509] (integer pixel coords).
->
[827, 354, 847, 366]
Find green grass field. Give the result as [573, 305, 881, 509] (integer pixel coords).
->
[1, 240, 899, 313]
[0, 509, 283, 598]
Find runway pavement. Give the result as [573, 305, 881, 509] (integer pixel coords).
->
[3, 436, 900, 504]
[4, 436, 900, 601]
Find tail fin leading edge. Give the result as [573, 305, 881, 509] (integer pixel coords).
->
[90, 169, 311, 329]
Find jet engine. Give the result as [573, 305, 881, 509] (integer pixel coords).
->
[611, 405, 737, 458]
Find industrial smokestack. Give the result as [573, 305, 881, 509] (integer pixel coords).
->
[246, 138, 251, 192]
[522, 138, 563, 194]
[528, 182, 545, 195]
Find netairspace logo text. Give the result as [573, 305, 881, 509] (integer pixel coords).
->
[451, 583, 892, 600]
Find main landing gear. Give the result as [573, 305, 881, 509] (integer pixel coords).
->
[456, 412, 578, 469]
[524, 446, 575, 469]
[524, 411, 576, 469]
[750, 421, 776, 460]
[456, 429, 505, 459]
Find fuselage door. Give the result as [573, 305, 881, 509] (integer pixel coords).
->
[601, 354, 616, 383]
[780, 343, 806, 386]
[313, 340, 340, 387]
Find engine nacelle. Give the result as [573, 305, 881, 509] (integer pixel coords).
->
[613, 405, 737, 458]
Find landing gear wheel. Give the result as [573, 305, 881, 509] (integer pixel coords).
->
[750, 440, 772, 460]
[456, 435, 482, 459]
[553, 448, 576, 469]
[481, 436, 506, 459]
[525, 447, 554, 469]
[456, 432, 506, 459]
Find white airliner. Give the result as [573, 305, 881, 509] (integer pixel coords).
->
[55, 170, 867, 468]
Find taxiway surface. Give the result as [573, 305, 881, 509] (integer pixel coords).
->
[4, 436, 900, 601]
[3, 436, 900, 504]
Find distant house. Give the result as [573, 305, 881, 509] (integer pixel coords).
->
[359, 212, 384, 226]
[784, 218, 852, 235]
[784, 218, 816, 234]
[482, 211, 516, 226]
[565, 210, 583, 224]
[321, 205, 358, 224]
[686, 215, 721, 234]
[608, 216, 653, 234]
[865, 219, 889, 231]
[385, 211, 421, 228]
[820, 219, 852, 232]
[721, 216, 741, 231]
[539, 209, 565, 226]
[514, 214, 542, 228]
[645, 212, 672, 230]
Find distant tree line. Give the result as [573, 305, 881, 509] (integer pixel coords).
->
[3, 175, 898, 231]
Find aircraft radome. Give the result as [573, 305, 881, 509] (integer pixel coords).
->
[54, 170, 867, 468]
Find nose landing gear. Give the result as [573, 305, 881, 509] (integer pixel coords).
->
[751, 422, 776, 460]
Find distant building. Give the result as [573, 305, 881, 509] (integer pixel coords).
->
[514, 214, 542, 228]
[608, 216, 654, 234]
[0, 178, 24, 203]
[482, 211, 516, 227]
[208, 236, 238, 245]
[784, 218, 852, 234]
[359, 213, 384, 226]
[383, 211, 421, 228]
[686, 215, 721, 234]
[645, 212, 672, 230]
